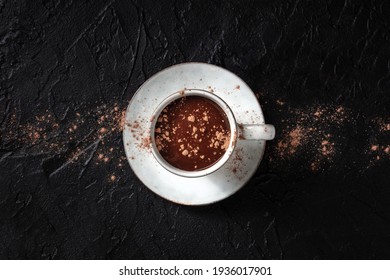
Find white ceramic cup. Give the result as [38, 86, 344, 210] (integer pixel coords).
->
[150, 89, 275, 178]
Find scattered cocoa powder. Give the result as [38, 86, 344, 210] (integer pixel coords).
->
[139, 136, 151, 150]
[372, 117, 390, 132]
[227, 147, 248, 180]
[364, 116, 390, 169]
[366, 143, 390, 168]
[270, 102, 350, 173]
[276, 126, 305, 156]
[207, 86, 214, 93]
[1, 102, 128, 184]
[320, 138, 335, 157]
[127, 118, 152, 152]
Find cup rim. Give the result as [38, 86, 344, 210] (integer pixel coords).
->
[150, 89, 238, 178]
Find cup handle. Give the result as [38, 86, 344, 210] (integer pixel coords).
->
[239, 124, 275, 140]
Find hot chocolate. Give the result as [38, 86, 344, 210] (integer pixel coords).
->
[154, 96, 231, 171]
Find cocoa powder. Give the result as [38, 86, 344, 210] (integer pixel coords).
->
[2, 102, 128, 183]
[270, 101, 350, 173]
[154, 96, 230, 171]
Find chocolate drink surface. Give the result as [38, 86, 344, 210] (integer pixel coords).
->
[154, 96, 231, 171]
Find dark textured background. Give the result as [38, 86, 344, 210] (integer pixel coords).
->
[1, 0, 390, 259]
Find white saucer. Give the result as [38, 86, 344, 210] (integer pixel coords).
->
[123, 62, 267, 205]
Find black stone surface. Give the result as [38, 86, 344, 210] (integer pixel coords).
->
[1, 0, 390, 259]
